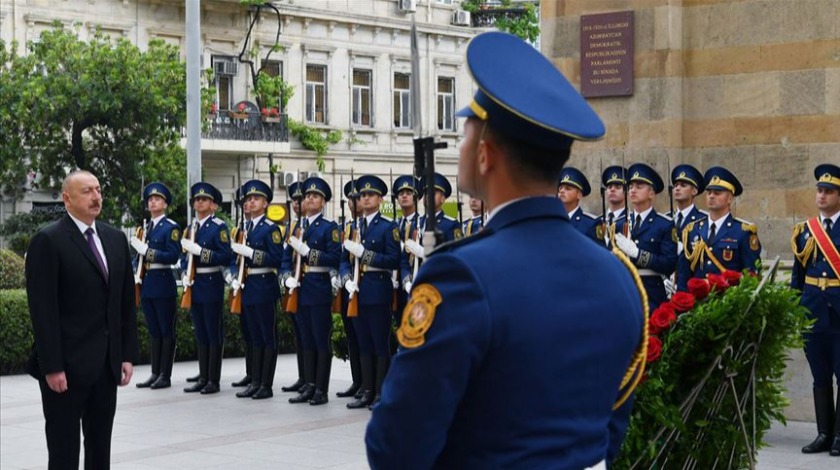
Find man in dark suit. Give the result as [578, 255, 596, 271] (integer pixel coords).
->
[25, 170, 139, 470]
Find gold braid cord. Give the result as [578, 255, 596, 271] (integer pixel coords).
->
[790, 222, 815, 267]
[612, 247, 650, 410]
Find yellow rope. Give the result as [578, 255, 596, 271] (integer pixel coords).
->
[791, 222, 815, 267]
[612, 247, 650, 410]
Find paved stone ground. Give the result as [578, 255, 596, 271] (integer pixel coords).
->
[0, 355, 833, 469]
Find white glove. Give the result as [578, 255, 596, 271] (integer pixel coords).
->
[284, 276, 299, 290]
[130, 236, 148, 256]
[289, 236, 311, 257]
[231, 242, 255, 259]
[331, 276, 341, 290]
[181, 274, 192, 287]
[343, 240, 365, 258]
[404, 281, 412, 294]
[180, 238, 202, 256]
[230, 278, 241, 292]
[134, 274, 142, 285]
[392, 275, 399, 289]
[614, 233, 640, 259]
[224, 272, 233, 285]
[345, 279, 359, 295]
[664, 277, 676, 297]
[404, 239, 425, 260]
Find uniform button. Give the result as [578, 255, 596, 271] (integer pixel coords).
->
[707, 261, 712, 265]
[823, 272, 828, 277]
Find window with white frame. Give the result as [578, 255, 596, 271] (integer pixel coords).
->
[437, 77, 455, 131]
[352, 69, 372, 127]
[262, 60, 284, 110]
[437, 0, 454, 4]
[393, 72, 411, 129]
[306, 64, 327, 124]
[212, 55, 236, 111]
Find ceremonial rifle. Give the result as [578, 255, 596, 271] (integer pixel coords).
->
[599, 158, 607, 243]
[180, 217, 198, 309]
[347, 169, 361, 317]
[286, 172, 303, 313]
[230, 214, 247, 314]
[134, 218, 147, 307]
[667, 160, 675, 218]
[455, 175, 463, 227]
[622, 154, 630, 236]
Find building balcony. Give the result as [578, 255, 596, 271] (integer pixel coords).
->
[470, 8, 529, 28]
[183, 113, 291, 155]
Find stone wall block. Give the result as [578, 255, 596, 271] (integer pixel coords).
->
[780, 70, 826, 116]
[684, 76, 726, 119]
[724, 72, 780, 117]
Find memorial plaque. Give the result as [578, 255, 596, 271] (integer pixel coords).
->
[580, 11, 634, 98]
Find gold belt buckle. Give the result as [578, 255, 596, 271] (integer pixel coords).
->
[819, 277, 828, 290]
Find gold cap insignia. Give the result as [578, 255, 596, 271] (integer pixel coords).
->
[365, 182, 372, 189]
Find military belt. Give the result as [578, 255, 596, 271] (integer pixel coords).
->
[361, 266, 389, 273]
[303, 266, 330, 273]
[196, 266, 222, 274]
[636, 269, 659, 277]
[146, 263, 170, 270]
[805, 275, 840, 290]
[247, 268, 276, 275]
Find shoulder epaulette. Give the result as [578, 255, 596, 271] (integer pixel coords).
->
[657, 212, 673, 222]
[211, 217, 224, 225]
[380, 215, 393, 222]
[443, 215, 457, 222]
[734, 217, 757, 232]
[263, 219, 276, 226]
[583, 211, 597, 219]
[698, 209, 708, 215]
[166, 217, 178, 225]
[429, 226, 493, 257]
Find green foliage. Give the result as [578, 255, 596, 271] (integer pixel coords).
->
[614, 275, 811, 469]
[0, 210, 62, 255]
[461, 1, 540, 44]
[287, 119, 342, 172]
[254, 71, 294, 111]
[0, 289, 33, 375]
[0, 26, 187, 225]
[331, 313, 349, 361]
[0, 250, 25, 289]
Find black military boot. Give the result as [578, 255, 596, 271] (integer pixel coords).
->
[369, 355, 390, 409]
[184, 345, 209, 393]
[231, 342, 252, 387]
[831, 391, 840, 456]
[186, 374, 200, 383]
[289, 350, 316, 403]
[236, 347, 263, 398]
[336, 344, 361, 398]
[136, 338, 161, 388]
[253, 349, 277, 400]
[201, 345, 222, 394]
[150, 338, 175, 389]
[282, 349, 307, 392]
[347, 354, 374, 409]
[803, 387, 835, 453]
[310, 350, 332, 406]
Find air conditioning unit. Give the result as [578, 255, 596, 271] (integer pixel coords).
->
[299, 171, 320, 181]
[279, 171, 296, 188]
[398, 0, 417, 13]
[213, 59, 238, 76]
[451, 10, 471, 27]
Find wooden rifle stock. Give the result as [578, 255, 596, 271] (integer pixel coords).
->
[284, 220, 304, 313]
[347, 223, 360, 318]
[229, 225, 247, 314]
[180, 221, 198, 309]
[134, 220, 147, 307]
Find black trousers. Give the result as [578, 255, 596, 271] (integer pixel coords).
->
[38, 361, 117, 470]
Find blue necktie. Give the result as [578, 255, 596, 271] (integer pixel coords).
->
[85, 228, 108, 280]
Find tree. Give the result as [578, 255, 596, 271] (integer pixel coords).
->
[0, 24, 188, 225]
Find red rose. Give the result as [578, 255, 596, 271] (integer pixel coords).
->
[210, 103, 218, 113]
[270, 107, 280, 116]
[670, 291, 695, 313]
[238, 102, 246, 112]
[650, 304, 677, 335]
[707, 274, 730, 293]
[687, 278, 711, 300]
[646, 335, 662, 363]
[722, 270, 742, 286]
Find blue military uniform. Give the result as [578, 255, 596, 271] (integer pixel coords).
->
[181, 183, 232, 394]
[559, 167, 599, 242]
[340, 175, 401, 409]
[418, 173, 463, 243]
[791, 164, 840, 455]
[462, 215, 483, 237]
[335, 180, 364, 399]
[235, 180, 284, 400]
[278, 181, 307, 394]
[366, 32, 645, 469]
[392, 175, 423, 352]
[613, 164, 678, 311]
[676, 167, 761, 291]
[282, 177, 341, 405]
[134, 182, 180, 390]
[594, 166, 628, 248]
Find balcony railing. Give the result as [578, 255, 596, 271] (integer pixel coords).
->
[199, 113, 289, 142]
[470, 8, 529, 28]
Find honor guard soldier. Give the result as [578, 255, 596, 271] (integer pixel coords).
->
[676, 166, 761, 291]
[230, 180, 284, 399]
[279, 181, 307, 394]
[366, 32, 646, 469]
[463, 197, 485, 237]
[791, 164, 840, 456]
[595, 166, 628, 247]
[227, 187, 254, 388]
[671, 164, 707, 251]
[612, 164, 677, 311]
[335, 180, 364, 399]
[283, 177, 341, 406]
[180, 183, 232, 394]
[341, 175, 400, 409]
[131, 183, 180, 389]
[558, 167, 599, 241]
[393, 175, 423, 349]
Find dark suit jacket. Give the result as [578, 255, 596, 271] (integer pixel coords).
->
[25, 214, 139, 387]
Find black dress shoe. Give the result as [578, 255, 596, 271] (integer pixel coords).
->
[347, 390, 374, 409]
[235, 383, 260, 398]
[231, 375, 251, 388]
[186, 374, 201, 383]
[830, 434, 840, 456]
[368, 394, 381, 410]
[200, 382, 220, 395]
[149, 377, 171, 389]
[309, 389, 328, 406]
[336, 383, 360, 398]
[136, 374, 159, 388]
[252, 386, 273, 400]
[184, 379, 208, 393]
[354, 388, 364, 400]
[289, 385, 315, 404]
[802, 433, 833, 453]
[281, 378, 305, 393]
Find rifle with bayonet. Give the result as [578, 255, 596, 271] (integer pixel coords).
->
[230, 213, 247, 314]
[347, 169, 361, 318]
[180, 217, 198, 309]
[134, 218, 147, 306]
[286, 173, 303, 314]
